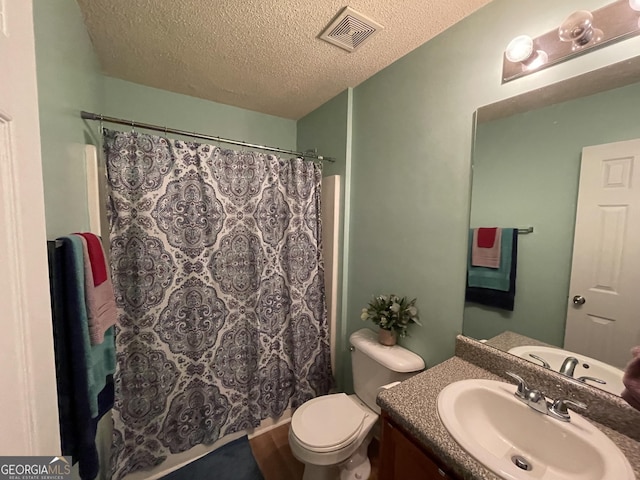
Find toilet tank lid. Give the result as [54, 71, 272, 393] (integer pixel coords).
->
[349, 328, 425, 373]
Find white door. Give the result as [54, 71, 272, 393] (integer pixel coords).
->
[0, 0, 60, 454]
[564, 139, 640, 369]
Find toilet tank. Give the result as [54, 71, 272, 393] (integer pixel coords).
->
[350, 328, 425, 413]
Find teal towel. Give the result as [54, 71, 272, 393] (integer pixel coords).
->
[61, 236, 116, 418]
[89, 326, 116, 411]
[467, 228, 514, 292]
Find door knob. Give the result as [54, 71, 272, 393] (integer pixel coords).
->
[572, 295, 586, 305]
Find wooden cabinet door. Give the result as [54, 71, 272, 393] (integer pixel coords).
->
[379, 413, 456, 480]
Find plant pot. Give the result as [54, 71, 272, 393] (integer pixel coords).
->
[378, 329, 397, 346]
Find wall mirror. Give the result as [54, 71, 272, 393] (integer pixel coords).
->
[463, 54, 640, 398]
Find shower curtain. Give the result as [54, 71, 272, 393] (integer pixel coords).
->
[103, 129, 333, 479]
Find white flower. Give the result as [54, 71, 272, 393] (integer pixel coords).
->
[390, 302, 400, 313]
[408, 306, 418, 316]
[360, 309, 369, 320]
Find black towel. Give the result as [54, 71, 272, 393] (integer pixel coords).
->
[465, 228, 518, 311]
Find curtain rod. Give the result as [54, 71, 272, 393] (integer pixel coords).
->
[80, 111, 335, 163]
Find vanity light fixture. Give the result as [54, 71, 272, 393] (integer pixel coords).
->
[505, 35, 549, 72]
[503, 0, 640, 82]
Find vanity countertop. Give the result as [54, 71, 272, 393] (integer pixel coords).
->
[483, 330, 552, 352]
[377, 356, 640, 480]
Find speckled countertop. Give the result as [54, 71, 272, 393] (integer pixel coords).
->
[377, 356, 640, 480]
[483, 331, 552, 352]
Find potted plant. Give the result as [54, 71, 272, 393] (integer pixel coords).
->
[360, 294, 421, 346]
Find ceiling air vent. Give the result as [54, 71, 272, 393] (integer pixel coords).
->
[319, 7, 383, 52]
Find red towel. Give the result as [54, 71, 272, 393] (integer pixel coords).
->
[471, 228, 502, 268]
[78, 232, 108, 285]
[622, 346, 640, 411]
[477, 227, 498, 248]
[76, 233, 117, 345]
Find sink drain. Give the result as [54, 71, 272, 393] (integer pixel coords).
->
[511, 455, 532, 471]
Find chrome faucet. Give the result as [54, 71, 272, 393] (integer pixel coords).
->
[559, 356, 579, 377]
[505, 371, 587, 422]
[505, 372, 549, 414]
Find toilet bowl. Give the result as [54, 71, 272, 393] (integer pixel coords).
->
[288, 328, 426, 480]
[288, 393, 377, 480]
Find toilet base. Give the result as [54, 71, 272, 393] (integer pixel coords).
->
[338, 439, 371, 480]
[300, 433, 373, 480]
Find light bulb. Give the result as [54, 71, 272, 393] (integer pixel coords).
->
[558, 10, 601, 48]
[505, 35, 534, 63]
[524, 50, 548, 71]
[630, 0, 640, 12]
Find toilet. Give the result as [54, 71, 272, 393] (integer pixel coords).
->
[289, 328, 425, 480]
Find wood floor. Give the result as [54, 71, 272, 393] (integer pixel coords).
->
[249, 422, 379, 480]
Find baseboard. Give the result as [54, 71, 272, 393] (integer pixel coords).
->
[247, 410, 292, 440]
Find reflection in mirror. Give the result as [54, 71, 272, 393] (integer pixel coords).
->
[463, 56, 640, 398]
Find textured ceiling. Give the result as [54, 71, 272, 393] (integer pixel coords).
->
[76, 0, 493, 119]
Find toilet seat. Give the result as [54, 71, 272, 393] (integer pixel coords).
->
[291, 393, 367, 453]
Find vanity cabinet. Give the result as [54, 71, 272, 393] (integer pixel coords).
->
[379, 412, 460, 480]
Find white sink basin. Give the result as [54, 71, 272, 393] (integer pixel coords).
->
[437, 379, 634, 480]
[507, 346, 624, 396]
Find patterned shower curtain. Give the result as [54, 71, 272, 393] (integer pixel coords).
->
[103, 129, 333, 479]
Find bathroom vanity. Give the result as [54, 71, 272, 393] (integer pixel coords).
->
[379, 413, 459, 479]
[377, 336, 640, 480]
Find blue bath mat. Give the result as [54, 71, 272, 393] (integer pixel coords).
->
[160, 436, 264, 480]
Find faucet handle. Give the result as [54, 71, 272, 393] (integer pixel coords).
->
[505, 371, 529, 398]
[549, 398, 587, 422]
[576, 376, 606, 386]
[528, 354, 550, 369]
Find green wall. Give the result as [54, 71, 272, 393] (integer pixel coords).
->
[341, 0, 640, 382]
[297, 89, 353, 390]
[34, 0, 296, 240]
[297, 89, 350, 178]
[464, 80, 640, 344]
[34, 0, 104, 238]
[103, 77, 296, 150]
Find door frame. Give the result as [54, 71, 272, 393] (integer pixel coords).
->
[0, 0, 60, 455]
